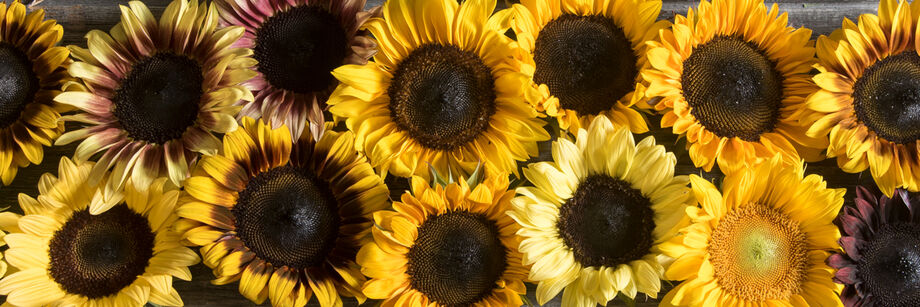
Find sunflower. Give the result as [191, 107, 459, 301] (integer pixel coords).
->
[358, 175, 527, 306]
[660, 156, 844, 306]
[828, 187, 920, 307]
[642, 0, 826, 174]
[806, 0, 920, 197]
[176, 117, 389, 306]
[327, 0, 549, 179]
[507, 116, 691, 306]
[216, 0, 378, 140]
[0, 0, 72, 185]
[54, 0, 256, 196]
[0, 157, 199, 306]
[506, 0, 667, 133]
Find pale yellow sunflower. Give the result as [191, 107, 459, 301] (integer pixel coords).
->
[509, 115, 692, 306]
[0, 157, 199, 306]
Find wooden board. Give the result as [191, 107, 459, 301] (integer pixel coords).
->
[0, 0, 884, 306]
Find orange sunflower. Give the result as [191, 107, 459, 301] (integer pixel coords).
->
[357, 176, 528, 306]
[806, 0, 920, 196]
[643, 0, 826, 174]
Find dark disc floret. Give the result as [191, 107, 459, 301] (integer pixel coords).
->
[388, 44, 496, 151]
[533, 14, 638, 116]
[852, 51, 920, 144]
[406, 211, 507, 306]
[112, 52, 203, 144]
[681, 36, 784, 141]
[254, 5, 348, 94]
[857, 222, 920, 307]
[556, 174, 655, 268]
[233, 165, 340, 269]
[0, 42, 39, 128]
[48, 205, 156, 299]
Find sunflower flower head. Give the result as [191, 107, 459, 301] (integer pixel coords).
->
[327, 0, 549, 180]
[216, 0, 378, 140]
[0, 157, 199, 306]
[806, 0, 920, 196]
[643, 0, 826, 174]
[829, 186, 920, 307]
[177, 117, 390, 306]
[0, 0, 72, 185]
[661, 155, 844, 306]
[54, 0, 257, 197]
[506, 0, 668, 133]
[509, 115, 692, 306]
[358, 174, 528, 306]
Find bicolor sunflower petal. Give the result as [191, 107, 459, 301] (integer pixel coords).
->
[54, 0, 255, 197]
[505, 0, 668, 133]
[216, 0, 378, 140]
[829, 186, 920, 306]
[510, 115, 692, 306]
[643, 0, 826, 175]
[806, 0, 920, 196]
[357, 174, 527, 306]
[327, 0, 550, 180]
[177, 117, 390, 307]
[0, 157, 199, 307]
[661, 155, 845, 306]
[0, 0, 73, 185]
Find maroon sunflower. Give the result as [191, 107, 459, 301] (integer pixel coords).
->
[829, 186, 920, 306]
[216, 0, 378, 140]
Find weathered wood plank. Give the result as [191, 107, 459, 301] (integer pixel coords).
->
[0, 0, 883, 306]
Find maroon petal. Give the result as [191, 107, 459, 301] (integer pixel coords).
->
[856, 185, 878, 207]
[841, 214, 868, 238]
[835, 266, 859, 284]
[828, 253, 856, 269]
[854, 198, 878, 230]
[839, 236, 866, 261]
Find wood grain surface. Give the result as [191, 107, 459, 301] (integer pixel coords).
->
[0, 0, 884, 306]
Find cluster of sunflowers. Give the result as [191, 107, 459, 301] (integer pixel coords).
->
[0, 0, 918, 306]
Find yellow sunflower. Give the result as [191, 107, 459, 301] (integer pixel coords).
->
[54, 0, 256, 196]
[0, 0, 72, 185]
[660, 156, 844, 306]
[508, 115, 692, 306]
[327, 0, 549, 180]
[506, 0, 668, 133]
[357, 175, 528, 306]
[806, 0, 920, 196]
[176, 117, 390, 306]
[643, 0, 826, 174]
[0, 157, 199, 306]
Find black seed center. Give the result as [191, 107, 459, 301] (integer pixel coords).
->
[254, 5, 348, 94]
[406, 211, 507, 306]
[681, 36, 783, 141]
[533, 14, 638, 116]
[48, 205, 155, 299]
[858, 222, 920, 307]
[234, 165, 340, 269]
[389, 44, 496, 151]
[557, 175, 655, 267]
[0, 43, 39, 129]
[853, 52, 920, 144]
[112, 52, 203, 144]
